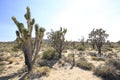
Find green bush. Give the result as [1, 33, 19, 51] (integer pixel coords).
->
[76, 58, 94, 70]
[63, 53, 74, 64]
[106, 59, 120, 70]
[89, 52, 97, 56]
[94, 59, 120, 80]
[33, 66, 50, 75]
[79, 56, 87, 61]
[77, 46, 85, 51]
[94, 65, 120, 80]
[37, 59, 48, 66]
[11, 45, 20, 52]
[91, 56, 105, 61]
[106, 48, 112, 51]
[42, 48, 56, 60]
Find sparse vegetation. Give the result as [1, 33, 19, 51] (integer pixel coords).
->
[94, 59, 120, 80]
[106, 59, 120, 70]
[24, 66, 50, 80]
[77, 46, 85, 51]
[0, 3, 120, 80]
[11, 45, 20, 52]
[91, 56, 106, 61]
[76, 57, 94, 70]
[37, 59, 48, 67]
[42, 48, 56, 60]
[94, 65, 120, 80]
[63, 53, 73, 64]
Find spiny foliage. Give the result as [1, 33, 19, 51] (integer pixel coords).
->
[12, 6, 45, 72]
[89, 28, 108, 56]
[47, 27, 67, 58]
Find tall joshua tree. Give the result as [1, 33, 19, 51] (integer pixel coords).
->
[12, 6, 45, 72]
[79, 36, 85, 47]
[88, 28, 96, 49]
[47, 27, 67, 58]
[89, 28, 108, 56]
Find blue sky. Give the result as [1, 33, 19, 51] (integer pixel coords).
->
[0, 0, 120, 42]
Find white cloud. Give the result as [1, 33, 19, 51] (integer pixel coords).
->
[45, 0, 120, 42]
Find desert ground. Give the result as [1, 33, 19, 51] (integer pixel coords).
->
[0, 42, 120, 80]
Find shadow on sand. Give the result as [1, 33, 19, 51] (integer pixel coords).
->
[0, 67, 28, 80]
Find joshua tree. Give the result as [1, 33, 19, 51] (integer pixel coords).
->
[89, 28, 108, 56]
[79, 36, 85, 47]
[12, 6, 45, 72]
[106, 40, 113, 48]
[88, 29, 96, 49]
[47, 27, 67, 58]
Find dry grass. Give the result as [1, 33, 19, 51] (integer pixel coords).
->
[76, 60, 94, 70]
[91, 56, 106, 61]
[94, 59, 120, 80]
[23, 66, 51, 80]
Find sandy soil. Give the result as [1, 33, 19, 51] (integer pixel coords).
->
[0, 50, 107, 80]
[41, 64, 101, 80]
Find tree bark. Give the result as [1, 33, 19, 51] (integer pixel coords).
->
[98, 46, 101, 57]
[58, 52, 62, 58]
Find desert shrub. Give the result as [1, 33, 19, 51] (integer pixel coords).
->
[89, 52, 97, 56]
[37, 59, 58, 67]
[106, 59, 120, 70]
[94, 59, 120, 80]
[107, 53, 118, 58]
[0, 53, 12, 66]
[24, 66, 50, 79]
[76, 58, 94, 70]
[77, 46, 85, 51]
[103, 47, 112, 52]
[63, 53, 74, 64]
[79, 56, 87, 61]
[94, 65, 120, 80]
[91, 56, 105, 61]
[37, 59, 48, 66]
[58, 59, 66, 67]
[42, 48, 57, 60]
[33, 66, 50, 75]
[76, 60, 94, 70]
[11, 45, 20, 52]
[106, 48, 112, 51]
[63, 56, 72, 64]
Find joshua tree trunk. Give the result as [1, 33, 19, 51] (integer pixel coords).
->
[97, 46, 102, 57]
[58, 52, 62, 58]
[72, 53, 75, 66]
[92, 43, 95, 49]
